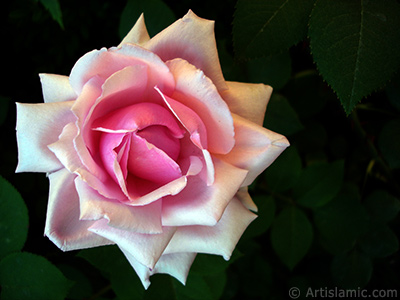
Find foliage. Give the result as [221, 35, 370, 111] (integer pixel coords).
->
[1, 0, 399, 299]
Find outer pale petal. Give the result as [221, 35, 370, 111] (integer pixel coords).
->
[162, 158, 248, 226]
[236, 187, 258, 212]
[119, 13, 150, 46]
[164, 197, 257, 260]
[217, 113, 289, 187]
[16, 101, 76, 173]
[69, 43, 174, 95]
[39, 74, 77, 103]
[45, 168, 113, 251]
[220, 81, 272, 126]
[75, 177, 163, 234]
[120, 248, 196, 289]
[144, 10, 227, 91]
[88, 219, 176, 269]
[167, 59, 234, 154]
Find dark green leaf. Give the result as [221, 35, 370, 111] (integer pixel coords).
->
[242, 196, 275, 239]
[246, 51, 292, 90]
[78, 245, 144, 300]
[0, 175, 29, 260]
[359, 225, 399, 258]
[314, 192, 369, 255]
[119, 0, 175, 39]
[378, 119, 400, 169]
[294, 160, 344, 208]
[233, 0, 315, 58]
[264, 146, 302, 192]
[264, 93, 304, 136]
[35, 0, 64, 29]
[173, 271, 227, 300]
[270, 206, 313, 270]
[144, 275, 175, 300]
[331, 250, 373, 289]
[57, 264, 92, 300]
[0, 252, 72, 300]
[363, 189, 400, 224]
[309, 0, 400, 114]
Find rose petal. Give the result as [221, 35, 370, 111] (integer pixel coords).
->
[39, 74, 77, 103]
[69, 43, 174, 96]
[166, 59, 234, 154]
[164, 197, 257, 260]
[161, 158, 248, 226]
[217, 113, 290, 187]
[88, 219, 176, 269]
[128, 133, 182, 184]
[119, 247, 196, 289]
[124, 155, 202, 205]
[48, 122, 126, 201]
[119, 13, 150, 46]
[45, 168, 113, 251]
[144, 10, 227, 91]
[16, 101, 76, 173]
[92, 102, 184, 138]
[236, 187, 258, 212]
[137, 126, 181, 161]
[221, 81, 273, 126]
[157, 88, 207, 149]
[76, 177, 162, 234]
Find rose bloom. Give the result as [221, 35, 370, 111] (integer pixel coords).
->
[16, 11, 289, 288]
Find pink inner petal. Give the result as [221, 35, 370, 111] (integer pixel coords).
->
[92, 102, 185, 138]
[128, 133, 182, 184]
[99, 132, 127, 183]
[137, 126, 181, 161]
[156, 88, 207, 149]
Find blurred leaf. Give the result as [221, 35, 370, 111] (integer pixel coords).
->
[0, 175, 28, 260]
[264, 93, 304, 136]
[294, 160, 344, 208]
[309, 0, 400, 114]
[264, 146, 302, 192]
[57, 264, 92, 300]
[246, 51, 292, 90]
[0, 252, 72, 300]
[119, 0, 175, 39]
[270, 206, 313, 270]
[78, 245, 144, 300]
[143, 275, 175, 300]
[283, 70, 329, 119]
[233, 0, 315, 58]
[242, 196, 275, 239]
[378, 119, 400, 169]
[359, 225, 399, 258]
[0, 96, 10, 126]
[173, 271, 227, 300]
[363, 189, 400, 224]
[331, 250, 373, 289]
[35, 0, 64, 29]
[314, 192, 370, 255]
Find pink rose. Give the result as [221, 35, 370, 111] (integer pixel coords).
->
[16, 10, 289, 288]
